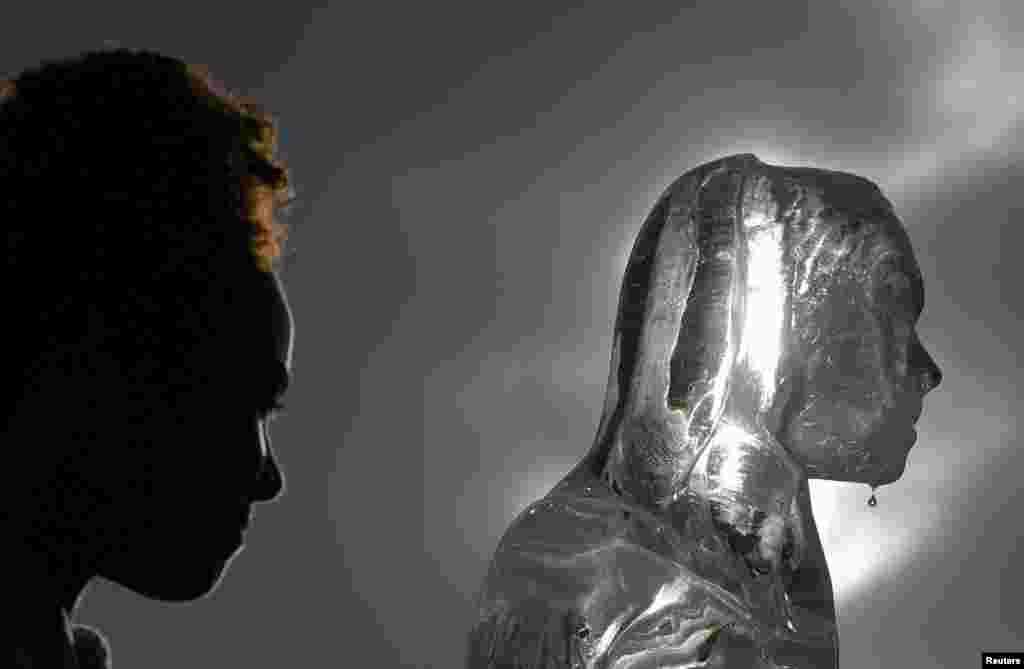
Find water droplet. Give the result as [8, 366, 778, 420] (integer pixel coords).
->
[867, 494, 877, 507]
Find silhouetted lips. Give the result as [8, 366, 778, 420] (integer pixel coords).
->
[237, 506, 252, 530]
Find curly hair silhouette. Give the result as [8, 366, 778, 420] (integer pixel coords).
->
[1, 47, 298, 420]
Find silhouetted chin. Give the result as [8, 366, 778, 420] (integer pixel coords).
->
[106, 536, 244, 602]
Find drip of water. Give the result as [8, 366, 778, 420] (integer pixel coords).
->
[867, 485, 878, 508]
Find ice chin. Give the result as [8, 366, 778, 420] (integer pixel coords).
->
[848, 453, 907, 487]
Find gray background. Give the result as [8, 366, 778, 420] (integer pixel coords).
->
[6, 1, 1021, 667]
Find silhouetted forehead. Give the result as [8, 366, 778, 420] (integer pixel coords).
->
[244, 273, 293, 404]
[266, 271, 294, 372]
[220, 272, 293, 390]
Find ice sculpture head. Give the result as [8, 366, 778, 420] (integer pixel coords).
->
[595, 153, 942, 513]
[779, 174, 942, 485]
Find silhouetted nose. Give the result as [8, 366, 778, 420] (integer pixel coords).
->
[914, 340, 942, 395]
[253, 422, 285, 502]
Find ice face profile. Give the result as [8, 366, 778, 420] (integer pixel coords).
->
[466, 153, 941, 668]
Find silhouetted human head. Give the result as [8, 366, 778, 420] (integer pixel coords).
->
[0, 47, 297, 610]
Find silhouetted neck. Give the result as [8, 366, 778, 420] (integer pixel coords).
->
[9, 546, 81, 668]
